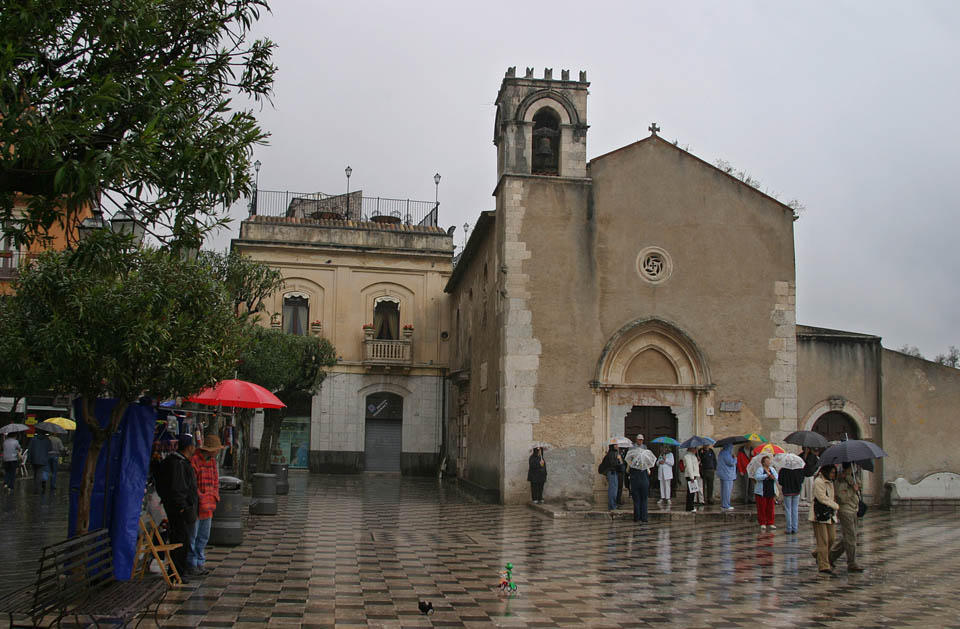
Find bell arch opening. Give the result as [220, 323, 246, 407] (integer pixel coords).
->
[531, 107, 560, 175]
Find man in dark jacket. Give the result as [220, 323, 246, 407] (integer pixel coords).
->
[156, 434, 198, 580]
[26, 432, 51, 494]
[699, 446, 717, 505]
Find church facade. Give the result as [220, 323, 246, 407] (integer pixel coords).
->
[444, 67, 960, 505]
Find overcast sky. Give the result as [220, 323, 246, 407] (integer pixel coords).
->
[210, 0, 960, 358]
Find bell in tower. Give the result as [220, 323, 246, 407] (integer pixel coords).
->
[531, 109, 560, 175]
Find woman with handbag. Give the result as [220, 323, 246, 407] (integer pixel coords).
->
[810, 465, 840, 574]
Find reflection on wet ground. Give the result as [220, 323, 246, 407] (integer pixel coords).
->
[3, 473, 960, 627]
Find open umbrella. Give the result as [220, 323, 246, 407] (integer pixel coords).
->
[187, 379, 285, 409]
[43, 417, 77, 430]
[678, 435, 715, 449]
[784, 430, 828, 449]
[530, 441, 553, 452]
[746, 452, 791, 477]
[774, 452, 805, 470]
[818, 440, 887, 467]
[625, 447, 657, 470]
[713, 435, 749, 448]
[0, 423, 29, 435]
[744, 432, 768, 443]
[610, 436, 634, 448]
[752, 443, 786, 457]
[650, 436, 680, 446]
[34, 421, 67, 435]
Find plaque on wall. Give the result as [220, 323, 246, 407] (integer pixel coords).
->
[719, 400, 743, 413]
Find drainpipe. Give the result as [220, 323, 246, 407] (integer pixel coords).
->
[875, 340, 885, 505]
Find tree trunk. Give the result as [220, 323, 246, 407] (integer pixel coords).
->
[76, 434, 104, 535]
[237, 409, 251, 486]
[257, 408, 284, 473]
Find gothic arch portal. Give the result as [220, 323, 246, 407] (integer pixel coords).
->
[596, 317, 711, 387]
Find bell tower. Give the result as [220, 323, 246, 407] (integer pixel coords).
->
[494, 67, 589, 180]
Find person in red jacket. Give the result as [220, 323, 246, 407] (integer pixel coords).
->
[736, 445, 754, 505]
[187, 434, 224, 576]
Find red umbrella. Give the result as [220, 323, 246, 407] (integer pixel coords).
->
[187, 379, 286, 409]
[752, 443, 785, 457]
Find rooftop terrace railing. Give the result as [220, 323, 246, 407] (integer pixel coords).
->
[249, 190, 438, 228]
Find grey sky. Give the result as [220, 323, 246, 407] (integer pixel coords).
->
[210, 1, 960, 358]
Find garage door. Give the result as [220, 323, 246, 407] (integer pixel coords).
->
[365, 419, 402, 472]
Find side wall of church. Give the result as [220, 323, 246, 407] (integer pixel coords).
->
[447, 222, 503, 499]
[882, 350, 960, 499]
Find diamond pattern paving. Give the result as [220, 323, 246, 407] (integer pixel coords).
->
[4, 473, 960, 627]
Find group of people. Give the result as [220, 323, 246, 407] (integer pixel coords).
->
[152, 432, 225, 581]
[2, 429, 65, 494]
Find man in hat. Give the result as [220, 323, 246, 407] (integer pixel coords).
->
[188, 434, 223, 576]
[156, 433, 198, 581]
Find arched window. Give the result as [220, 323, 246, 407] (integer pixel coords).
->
[531, 107, 560, 175]
[283, 295, 308, 335]
[373, 298, 400, 340]
[813, 411, 859, 443]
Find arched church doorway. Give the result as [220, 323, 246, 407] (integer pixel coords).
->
[813, 411, 859, 443]
[364, 392, 403, 472]
[624, 406, 677, 499]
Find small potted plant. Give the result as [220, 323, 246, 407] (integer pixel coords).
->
[402, 323, 414, 339]
[310, 319, 323, 334]
[362, 323, 374, 340]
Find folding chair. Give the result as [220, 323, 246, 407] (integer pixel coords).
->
[132, 513, 183, 587]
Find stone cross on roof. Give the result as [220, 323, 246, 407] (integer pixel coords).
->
[648, 122, 660, 135]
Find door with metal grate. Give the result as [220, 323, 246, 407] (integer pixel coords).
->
[364, 419, 402, 472]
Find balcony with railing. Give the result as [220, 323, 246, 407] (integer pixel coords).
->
[363, 336, 413, 368]
[0, 251, 39, 281]
[250, 189, 439, 228]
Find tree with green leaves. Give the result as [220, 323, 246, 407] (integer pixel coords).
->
[200, 249, 284, 319]
[5, 230, 246, 532]
[0, 0, 276, 248]
[237, 327, 336, 475]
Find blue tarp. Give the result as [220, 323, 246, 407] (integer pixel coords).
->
[69, 399, 155, 580]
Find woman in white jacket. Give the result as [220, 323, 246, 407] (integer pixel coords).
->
[656, 446, 674, 504]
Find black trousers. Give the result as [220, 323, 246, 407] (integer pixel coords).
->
[166, 511, 195, 577]
[686, 480, 696, 511]
[701, 470, 715, 504]
[629, 469, 649, 522]
[530, 481, 544, 502]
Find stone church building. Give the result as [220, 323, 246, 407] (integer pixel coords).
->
[235, 67, 960, 506]
[443, 67, 960, 505]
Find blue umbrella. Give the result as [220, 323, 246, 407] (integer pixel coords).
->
[650, 436, 680, 446]
[678, 435, 716, 448]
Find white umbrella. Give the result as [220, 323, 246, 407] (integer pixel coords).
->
[625, 447, 657, 470]
[0, 423, 29, 435]
[610, 436, 633, 448]
[774, 452, 805, 470]
[746, 452, 787, 478]
[530, 441, 553, 452]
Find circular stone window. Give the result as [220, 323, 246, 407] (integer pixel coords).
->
[636, 246, 673, 285]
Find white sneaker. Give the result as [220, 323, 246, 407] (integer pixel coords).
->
[723, 506, 735, 511]
[769, 525, 777, 530]
[760, 525, 767, 531]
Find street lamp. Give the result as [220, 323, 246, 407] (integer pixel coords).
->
[109, 202, 146, 248]
[250, 159, 262, 216]
[345, 166, 352, 217]
[434, 172, 441, 205]
[78, 208, 108, 242]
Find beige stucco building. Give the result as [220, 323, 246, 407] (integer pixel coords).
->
[444, 67, 960, 506]
[233, 194, 453, 474]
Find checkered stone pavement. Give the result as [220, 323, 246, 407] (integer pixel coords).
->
[149, 474, 960, 628]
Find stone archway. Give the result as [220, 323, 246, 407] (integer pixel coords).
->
[593, 317, 713, 452]
[800, 397, 872, 441]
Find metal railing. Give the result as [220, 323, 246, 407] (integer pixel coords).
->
[0, 251, 38, 280]
[250, 189, 439, 228]
[363, 338, 412, 365]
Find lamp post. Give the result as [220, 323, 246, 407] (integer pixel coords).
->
[109, 202, 146, 248]
[251, 159, 262, 216]
[433, 172, 441, 205]
[345, 166, 352, 217]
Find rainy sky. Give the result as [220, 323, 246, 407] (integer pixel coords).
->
[209, 1, 960, 358]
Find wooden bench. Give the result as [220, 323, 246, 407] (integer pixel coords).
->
[0, 528, 169, 628]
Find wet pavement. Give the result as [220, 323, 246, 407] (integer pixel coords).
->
[3, 472, 960, 627]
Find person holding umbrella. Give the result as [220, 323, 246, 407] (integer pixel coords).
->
[625, 437, 655, 523]
[716, 443, 737, 511]
[682, 447, 701, 513]
[2, 431, 21, 492]
[754, 455, 778, 530]
[810, 465, 840, 574]
[528, 446, 547, 504]
[656, 444, 674, 505]
[737, 445, 753, 504]
[829, 462, 865, 572]
[26, 429, 51, 495]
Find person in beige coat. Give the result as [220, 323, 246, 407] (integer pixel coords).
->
[809, 466, 839, 573]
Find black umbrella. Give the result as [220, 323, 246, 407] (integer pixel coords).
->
[784, 430, 829, 449]
[818, 439, 887, 467]
[713, 435, 749, 448]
